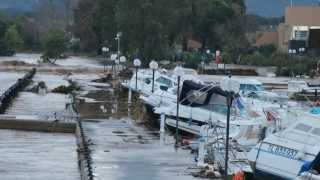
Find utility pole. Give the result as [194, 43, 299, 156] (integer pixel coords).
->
[224, 93, 233, 179]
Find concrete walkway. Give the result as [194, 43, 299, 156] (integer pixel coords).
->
[82, 119, 202, 180]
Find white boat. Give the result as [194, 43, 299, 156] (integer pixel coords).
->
[152, 80, 269, 138]
[288, 80, 320, 98]
[233, 78, 287, 101]
[122, 67, 200, 96]
[121, 69, 174, 95]
[247, 108, 320, 179]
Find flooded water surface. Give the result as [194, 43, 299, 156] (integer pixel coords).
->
[0, 72, 24, 95]
[0, 54, 204, 180]
[0, 130, 79, 180]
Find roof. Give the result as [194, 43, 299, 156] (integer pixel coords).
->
[187, 39, 202, 50]
[254, 31, 278, 47]
[285, 6, 320, 26]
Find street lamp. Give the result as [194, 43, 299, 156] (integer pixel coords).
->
[102, 47, 109, 72]
[149, 60, 158, 93]
[220, 76, 240, 179]
[115, 32, 122, 64]
[175, 66, 184, 146]
[133, 58, 141, 91]
[317, 60, 320, 73]
[110, 54, 117, 73]
[120, 56, 127, 71]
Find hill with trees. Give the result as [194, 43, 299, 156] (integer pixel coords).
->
[73, 0, 247, 65]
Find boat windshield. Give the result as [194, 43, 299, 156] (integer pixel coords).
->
[240, 84, 264, 92]
[156, 76, 172, 88]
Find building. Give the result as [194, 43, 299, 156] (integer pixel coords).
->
[254, 31, 278, 48]
[278, 6, 320, 53]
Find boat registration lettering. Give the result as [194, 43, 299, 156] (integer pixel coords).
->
[267, 144, 298, 159]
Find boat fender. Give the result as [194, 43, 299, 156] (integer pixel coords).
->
[232, 169, 244, 180]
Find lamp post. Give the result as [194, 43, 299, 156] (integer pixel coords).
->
[115, 32, 122, 61]
[221, 76, 240, 179]
[110, 54, 117, 74]
[206, 49, 211, 63]
[120, 56, 127, 71]
[175, 66, 183, 146]
[102, 47, 109, 72]
[133, 58, 141, 91]
[317, 60, 320, 74]
[149, 60, 158, 93]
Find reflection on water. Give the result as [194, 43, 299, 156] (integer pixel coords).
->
[76, 83, 148, 122]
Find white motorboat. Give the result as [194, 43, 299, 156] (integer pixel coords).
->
[232, 78, 288, 101]
[247, 108, 320, 179]
[122, 67, 200, 96]
[121, 69, 174, 95]
[153, 80, 268, 138]
[288, 80, 320, 99]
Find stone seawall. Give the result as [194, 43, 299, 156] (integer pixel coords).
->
[0, 68, 36, 113]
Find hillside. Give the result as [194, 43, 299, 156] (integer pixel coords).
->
[245, 0, 320, 17]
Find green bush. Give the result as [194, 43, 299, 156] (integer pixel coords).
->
[183, 52, 200, 69]
[43, 29, 68, 63]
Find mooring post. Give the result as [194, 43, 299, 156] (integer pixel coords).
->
[160, 112, 165, 133]
[197, 125, 206, 167]
[128, 88, 132, 104]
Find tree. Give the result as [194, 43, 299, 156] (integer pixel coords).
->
[73, 0, 247, 64]
[43, 29, 68, 64]
[4, 25, 23, 55]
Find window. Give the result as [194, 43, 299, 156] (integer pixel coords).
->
[240, 84, 263, 92]
[155, 77, 172, 87]
[294, 30, 308, 40]
[186, 90, 207, 104]
[255, 85, 264, 91]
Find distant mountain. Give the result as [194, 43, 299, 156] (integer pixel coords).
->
[0, 0, 37, 12]
[245, 0, 320, 17]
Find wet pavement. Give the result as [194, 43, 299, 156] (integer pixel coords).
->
[82, 119, 200, 180]
[0, 129, 79, 180]
[76, 81, 203, 180]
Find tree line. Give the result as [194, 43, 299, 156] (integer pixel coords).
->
[0, 13, 23, 56]
[73, 0, 247, 65]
